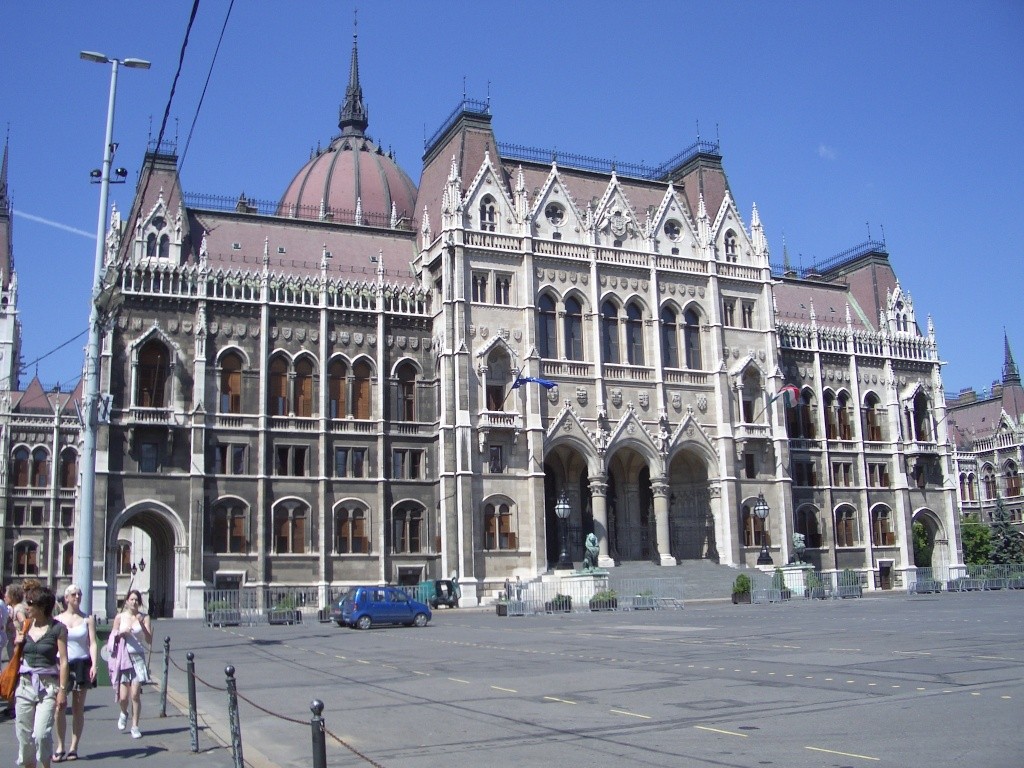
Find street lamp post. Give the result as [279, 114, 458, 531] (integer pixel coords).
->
[554, 491, 573, 570]
[753, 492, 773, 565]
[75, 51, 150, 616]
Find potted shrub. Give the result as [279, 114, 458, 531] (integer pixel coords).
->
[633, 589, 657, 610]
[205, 600, 241, 627]
[732, 574, 752, 604]
[495, 598, 509, 617]
[772, 568, 792, 601]
[589, 589, 618, 611]
[268, 595, 302, 625]
[544, 593, 572, 613]
[805, 571, 827, 599]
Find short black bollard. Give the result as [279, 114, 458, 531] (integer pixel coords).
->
[159, 636, 170, 718]
[311, 699, 327, 768]
[186, 651, 199, 752]
[226, 665, 244, 768]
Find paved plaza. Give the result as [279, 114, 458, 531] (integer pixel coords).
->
[4, 590, 1022, 767]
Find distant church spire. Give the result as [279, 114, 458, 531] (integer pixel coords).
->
[1003, 331, 1020, 386]
[0, 135, 9, 211]
[338, 18, 369, 136]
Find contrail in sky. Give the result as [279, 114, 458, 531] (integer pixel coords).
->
[13, 210, 94, 239]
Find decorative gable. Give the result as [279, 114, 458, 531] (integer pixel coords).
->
[463, 150, 517, 234]
[529, 164, 586, 241]
[592, 173, 644, 249]
[651, 184, 700, 258]
[711, 190, 752, 264]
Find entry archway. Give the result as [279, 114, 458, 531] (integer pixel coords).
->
[911, 508, 948, 572]
[666, 448, 713, 560]
[106, 501, 186, 618]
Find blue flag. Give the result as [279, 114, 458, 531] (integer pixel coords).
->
[512, 375, 557, 390]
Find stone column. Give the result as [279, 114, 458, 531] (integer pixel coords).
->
[651, 477, 676, 566]
[588, 476, 614, 568]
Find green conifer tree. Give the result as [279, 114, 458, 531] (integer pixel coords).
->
[990, 496, 1024, 565]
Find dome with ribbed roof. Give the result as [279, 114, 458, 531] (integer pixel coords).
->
[277, 35, 417, 227]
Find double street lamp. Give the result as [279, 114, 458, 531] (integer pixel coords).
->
[753, 492, 773, 565]
[554, 491, 574, 570]
[74, 51, 150, 616]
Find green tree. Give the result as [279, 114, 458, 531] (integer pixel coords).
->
[912, 521, 934, 567]
[990, 496, 1024, 565]
[960, 513, 993, 565]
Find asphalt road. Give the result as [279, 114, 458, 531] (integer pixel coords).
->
[136, 590, 1024, 768]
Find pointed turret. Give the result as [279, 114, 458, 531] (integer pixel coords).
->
[1004, 332, 1020, 386]
[0, 137, 9, 211]
[338, 30, 369, 136]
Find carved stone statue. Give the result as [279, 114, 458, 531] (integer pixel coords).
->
[792, 532, 806, 564]
[582, 533, 600, 571]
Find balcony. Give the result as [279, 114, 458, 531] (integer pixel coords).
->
[478, 411, 523, 432]
[736, 423, 771, 441]
[270, 416, 318, 432]
[128, 406, 173, 425]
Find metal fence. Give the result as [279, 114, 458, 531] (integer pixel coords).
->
[908, 564, 1024, 595]
[498, 577, 684, 615]
[203, 587, 324, 627]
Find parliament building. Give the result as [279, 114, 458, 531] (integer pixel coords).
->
[0, 39, 968, 616]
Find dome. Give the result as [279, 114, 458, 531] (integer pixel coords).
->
[276, 36, 417, 227]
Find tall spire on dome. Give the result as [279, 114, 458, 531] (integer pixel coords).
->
[0, 134, 9, 211]
[1003, 331, 1020, 386]
[338, 13, 369, 136]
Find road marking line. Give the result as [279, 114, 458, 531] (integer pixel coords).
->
[806, 746, 879, 761]
[382, 664, 397, 669]
[413, 671, 429, 676]
[543, 696, 576, 705]
[1002, 695, 1012, 699]
[695, 725, 746, 738]
[356, 660, 370, 665]
[448, 678, 470, 684]
[334, 655, 346, 660]
[971, 692, 981, 696]
[491, 686, 517, 693]
[611, 709, 651, 719]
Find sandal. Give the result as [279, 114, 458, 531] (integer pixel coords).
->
[66, 751, 79, 761]
[53, 752, 66, 763]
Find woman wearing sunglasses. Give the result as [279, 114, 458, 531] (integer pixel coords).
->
[52, 585, 97, 761]
[109, 590, 152, 739]
[13, 584, 69, 768]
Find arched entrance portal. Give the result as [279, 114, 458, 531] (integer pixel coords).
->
[606, 448, 654, 562]
[912, 508, 948, 572]
[543, 443, 592, 570]
[667, 449, 714, 561]
[106, 502, 185, 618]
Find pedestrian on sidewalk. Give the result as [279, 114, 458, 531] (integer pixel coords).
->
[53, 585, 97, 762]
[13, 584, 69, 768]
[108, 590, 152, 740]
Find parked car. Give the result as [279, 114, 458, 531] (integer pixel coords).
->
[418, 579, 459, 609]
[330, 586, 432, 629]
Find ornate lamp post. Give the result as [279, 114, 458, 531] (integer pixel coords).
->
[554, 491, 573, 570]
[753, 492, 773, 565]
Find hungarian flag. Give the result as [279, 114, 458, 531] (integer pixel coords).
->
[512, 375, 557, 390]
[771, 384, 801, 408]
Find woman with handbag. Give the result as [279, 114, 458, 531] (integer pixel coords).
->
[53, 585, 97, 761]
[12, 584, 70, 768]
[109, 589, 151, 739]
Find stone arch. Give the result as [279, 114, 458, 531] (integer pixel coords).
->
[106, 500, 187, 619]
[912, 507, 948, 571]
[666, 447, 715, 561]
[543, 441, 593, 568]
[604, 445, 657, 561]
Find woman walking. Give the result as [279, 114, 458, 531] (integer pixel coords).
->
[13, 584, 69, 768]
[109, 589, 152, 739]
[53, 585, 97, 761]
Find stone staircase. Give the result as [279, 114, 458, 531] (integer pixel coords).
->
[608, 559, 758, 601]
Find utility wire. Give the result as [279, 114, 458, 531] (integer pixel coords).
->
[180, 0, 235, 170]
[18, 328, 88, 376]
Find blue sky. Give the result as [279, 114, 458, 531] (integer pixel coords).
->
[1, 1, 1021, 397]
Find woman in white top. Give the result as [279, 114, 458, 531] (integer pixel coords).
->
[53, 584, 98, 761]
[110, 590, 152, 739]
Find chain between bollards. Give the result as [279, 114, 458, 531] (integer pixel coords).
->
[186, 651, 199, 753]
[311, 699, 327, 768]
[159, 636, 170, 718]
[226, 665, 244, 768]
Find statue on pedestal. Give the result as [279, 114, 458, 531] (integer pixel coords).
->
[582, 533, 600, 572]
[792, 533, 806, 564]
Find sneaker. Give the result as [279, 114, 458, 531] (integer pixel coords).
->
[117, 712, 127, 731]
[130, 726, 142, 739]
